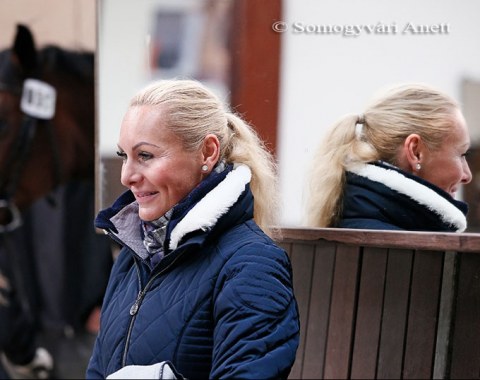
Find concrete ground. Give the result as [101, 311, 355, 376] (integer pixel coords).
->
[34, 304, 101, 379]
[37, 328, 96, 379]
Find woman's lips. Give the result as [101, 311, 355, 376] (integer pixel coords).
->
[134, 191, 158, 203]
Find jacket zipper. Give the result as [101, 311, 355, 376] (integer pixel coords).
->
[121, 249, 185, 366]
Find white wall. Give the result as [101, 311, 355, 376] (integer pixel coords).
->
[278, 0, 480, 226]
[98, 0, 203, 156]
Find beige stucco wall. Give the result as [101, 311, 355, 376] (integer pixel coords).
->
[0, 0, 96, 51]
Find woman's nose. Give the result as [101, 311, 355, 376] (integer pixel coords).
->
[462, 161, 473, 184]
[120, 160, 142, 187]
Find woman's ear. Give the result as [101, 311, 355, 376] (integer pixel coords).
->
[403, 133, 424, 173]
[201, 134, 220, 172]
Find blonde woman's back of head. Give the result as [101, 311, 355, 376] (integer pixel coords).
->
[306, 82, 460, 228]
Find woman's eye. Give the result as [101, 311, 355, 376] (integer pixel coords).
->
[138, 152, 153, 161]
[462, 150, 471, 158]
[116, 151, 127, 160]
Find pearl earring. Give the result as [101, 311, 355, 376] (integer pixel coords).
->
[201, 164, 208, 172]
[416, 163, 421, 170]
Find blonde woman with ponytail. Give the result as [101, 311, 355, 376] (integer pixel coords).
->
[87, 79, 299, 380]
[306, 83, 472, 232]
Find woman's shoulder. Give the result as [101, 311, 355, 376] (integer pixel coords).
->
[218, 220, 284, 252]
[215, 221, 291, 273]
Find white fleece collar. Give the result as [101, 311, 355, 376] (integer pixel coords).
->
[349, 163, 467, 232]
[168, 164, 252, 250]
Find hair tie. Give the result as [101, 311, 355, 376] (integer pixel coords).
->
[356, 114, 365, 125]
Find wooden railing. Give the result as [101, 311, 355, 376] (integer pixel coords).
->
[276, 227, 480, 379]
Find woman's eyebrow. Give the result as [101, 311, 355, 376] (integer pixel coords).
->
[132, 142, 161, 150]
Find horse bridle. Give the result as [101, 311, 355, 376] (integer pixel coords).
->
[0, 77, 62, 233]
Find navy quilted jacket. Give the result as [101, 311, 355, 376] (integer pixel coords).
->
[338, 161, 468, 231]
[86, 165, 300, 379]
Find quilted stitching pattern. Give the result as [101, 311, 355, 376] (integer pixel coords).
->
[89, 222, 299, 379]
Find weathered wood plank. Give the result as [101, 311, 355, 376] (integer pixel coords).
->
[403, 250, 443, 379]
[449, 252, 480, 379]
[377, 248, 413, 379]
[350, 247, 388, 379]
[433, 251, 457, 379]
[302, 241, 336, 379]
[276, 227, 480, 253]
[288, 243, 315, 379]
[324, 244, 361, 379]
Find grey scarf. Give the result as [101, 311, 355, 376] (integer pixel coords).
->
[141, 209, 173, 268]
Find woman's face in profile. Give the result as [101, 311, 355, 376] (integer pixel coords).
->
[419, 110, 472, 198]
[117, 105, 204, 221]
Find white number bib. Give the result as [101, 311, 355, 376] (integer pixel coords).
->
[20, 79, 57, 120]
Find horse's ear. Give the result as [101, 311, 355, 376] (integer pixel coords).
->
[13, 24, 38, 74]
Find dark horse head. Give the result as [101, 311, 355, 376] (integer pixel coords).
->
[0, 24, 94, 229]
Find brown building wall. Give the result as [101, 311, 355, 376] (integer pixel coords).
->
[0, 0, 96, 50]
